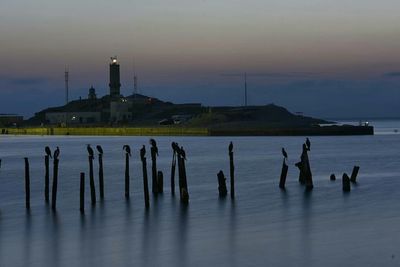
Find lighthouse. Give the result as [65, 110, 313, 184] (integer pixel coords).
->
[109, 57, 121, 98]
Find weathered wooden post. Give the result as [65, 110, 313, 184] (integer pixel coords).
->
[123, 145, 131, 199]
[296, 143, 313, 190]
[96, 145, 104, 199]
[342, 173, 351, 192]
[304, 153, 313, 190]
[51, 147, 60, 210]
[228, 142, 235, 198]
[350, 166, 360, 183]
[279, 159, 289, 189]
[170, 142, 178, 195]
[80, 172, 85, 213]
[178, 146, 189, 204]
[140, 145, 150, 208]
[24, 158, 30, 209]
[157, 171, 163, 193]
[217, 170, 228, 197]
[330, 174, 336, 181]
[150, 139, 158, 194]
[44, 146, 52, 203]
[87, 145, 96, 205]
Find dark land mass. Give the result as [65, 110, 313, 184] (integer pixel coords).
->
[4, 94, 373, 136]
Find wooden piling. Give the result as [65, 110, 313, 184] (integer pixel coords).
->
[88, 155, 96, 204]
[24, 158, 30, 209]
[157, 171, 163, 193]
[170, 150, 176, 195]
[279, 159, 289, 189]
[151, 146, 158, 194]
[342, 173, 351, 192]
[330, 174, 336, 181]
[229, 150, 235, 198]
[178, 148, 189, 204]
[80, 172, 85, 213]
[51, 158, 59, 210]
[217, 170, 228, 197]
[44, 155, 50, 203]
[141, 156, 150, 208]
[350, 166, 360, 183]
[125, 152, 130, 199]
[98, 154, 104, 199]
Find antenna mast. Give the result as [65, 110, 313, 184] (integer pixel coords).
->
[244, 72, 247, 107]
[133, 59, 138, 98]
[65, 66, 69, 105]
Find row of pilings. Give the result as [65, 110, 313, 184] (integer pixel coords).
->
[17, 137, 360, 212]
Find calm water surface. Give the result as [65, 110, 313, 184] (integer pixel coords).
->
[0, 129, 399, 266]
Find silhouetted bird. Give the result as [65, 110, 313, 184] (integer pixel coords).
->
[96, 145, 103, 155]
[282, 147, 288, 159]
[180, 146, 186, 160]
[302, 143, 307, 153]
[123, 145, 131, 157]
[87, 144, 94, 158]
[140, 145, 146, 160]
[53, 146, 60, 160]
[229, 141, 233, 153]
[306, 138, 311, 151]
[172, 142, 179, 153]
[149, 138, 158, 155]
[45, 146, 52, 158]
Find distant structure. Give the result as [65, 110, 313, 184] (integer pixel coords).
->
[88, 86, 97, 100]
[109, 57, 121, 98]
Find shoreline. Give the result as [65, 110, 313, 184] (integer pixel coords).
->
[1, 125, 374, 136]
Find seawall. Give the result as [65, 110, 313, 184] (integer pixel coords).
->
[0, 125, 374, 136]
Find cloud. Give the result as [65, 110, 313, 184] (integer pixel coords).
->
[220, 72, 320, 78]
[0, 75, 48, 86]
[384, 72, 400, 77]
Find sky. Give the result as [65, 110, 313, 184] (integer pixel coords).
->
[1, 0, 400, 118]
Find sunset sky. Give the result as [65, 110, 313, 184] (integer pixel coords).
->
[1, 0, 400, 118]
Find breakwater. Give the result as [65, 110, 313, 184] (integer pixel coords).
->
[1, 125, 373, 136]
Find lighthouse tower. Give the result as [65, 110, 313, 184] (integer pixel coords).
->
[109, 57, 121, 98]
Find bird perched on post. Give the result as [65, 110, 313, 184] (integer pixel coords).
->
[302, 143, 307, 153]
[172, 142, 179, 153]
[149, 138, 158, 156]
[140, 145, 146, 161]
[123, 145, 131, 157]
[45, 146, 52, 158]
[87, 144, 94, 158]
[53, 146, 60, 160]
[180, 146, 186, 160]
[96, 145, 103, 155]
[282, 147, 288, 160]
[306, 138, 311, 151]
[229, 141, 233, 153]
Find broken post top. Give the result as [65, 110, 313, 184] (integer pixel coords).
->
[228, 141, 233, 153]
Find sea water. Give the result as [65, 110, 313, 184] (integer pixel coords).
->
[0, 123, 399, 266]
